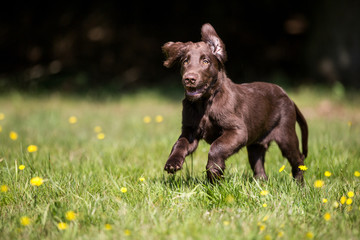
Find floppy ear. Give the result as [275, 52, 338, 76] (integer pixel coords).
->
[201, 23, 227, 63]
[162, 41, 188, 68]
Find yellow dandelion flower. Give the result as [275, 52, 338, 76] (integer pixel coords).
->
[57, 222, 68, 230]
[279, 165, 285, 172]
[68, 116, 77, 124]
[104, 224, 112, 230]
[225, 194, 235, 204]
[277, 231, 284, 238]
[347, 121, 352, 127]
[0, 113, 5, 120]
[19, 165, 25, 170]
[138, 177, 145, 182]
[332, 201, 339, 208]
[20, 216, 31, 226]
[155, 115, 163, 123]
[143, 116, 151, 123]
[223, 220, 230, 226]
[298, 165, 308, 171]
[306, 232, 314, 239]
[322, 198, 328, 203]
[347, 191, 354, 198]
[340, 196, 347, 205]
[313, 180, 324, 188]
[265, 235, 272, 240]
[27, 145, 38, 153]
[355, 171, 360, 177]
[9, 131, 18, 140]
[262, 203, 268, 208]
[258, 222, 266, 232]
[323, 212, 331, 221]
[65, 211, 77, 221]
[120, 187, 127, 193]
[30, 177, 43, 186]
[1, 185, 9, 192]
[324, 171, 331, 177]
[124, 229, 131, 236]
[97, 133, 105, 140]
[346, 198, 353, 205]
[94, 126, 102, 133]
[260, 190, 269, 196]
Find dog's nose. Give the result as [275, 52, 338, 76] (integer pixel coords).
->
[183, 73, 199, 85]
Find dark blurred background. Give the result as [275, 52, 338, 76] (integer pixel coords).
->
[0, 0, 359, 93]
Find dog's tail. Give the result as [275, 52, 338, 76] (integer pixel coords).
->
[295, 104, 308, 158]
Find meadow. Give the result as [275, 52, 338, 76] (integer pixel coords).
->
[0, 86, 359, 240]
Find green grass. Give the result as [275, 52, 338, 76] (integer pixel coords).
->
[0, 87, 359, 240]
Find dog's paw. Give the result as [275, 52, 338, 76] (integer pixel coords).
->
[254, 173, 268, 181]
[164, 158, 184, 174]
[293, 172, 304, 186]
[206, 168, 224, 183]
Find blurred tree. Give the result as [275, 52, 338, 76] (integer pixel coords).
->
[0, 0, 359, 92]
[305, 0, 360, 88]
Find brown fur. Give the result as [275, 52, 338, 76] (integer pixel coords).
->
[162, 23, 308, 183]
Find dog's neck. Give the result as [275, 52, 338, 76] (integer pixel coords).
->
[205, 69, 228, 101]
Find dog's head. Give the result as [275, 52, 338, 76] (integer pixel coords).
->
[162, 23, 227, 101]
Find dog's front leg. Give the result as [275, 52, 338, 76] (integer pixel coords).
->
[206, 129, 247, 182]
[164, 129, 199, 174]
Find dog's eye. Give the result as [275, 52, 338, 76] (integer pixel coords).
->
[183, 59, 189, 65]
[202, 59, 210, 65]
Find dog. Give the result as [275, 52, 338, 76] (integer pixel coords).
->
[162, 23, 308, 183]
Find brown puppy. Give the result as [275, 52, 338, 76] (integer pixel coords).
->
[162, 23, 308, 183]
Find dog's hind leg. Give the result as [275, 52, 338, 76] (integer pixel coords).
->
[276, 129, 304, 183]
[247, 144, 268, 180]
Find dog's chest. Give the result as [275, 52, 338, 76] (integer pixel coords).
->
[198, 113, 222, 144]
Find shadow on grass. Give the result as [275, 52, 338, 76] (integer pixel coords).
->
[157, 169, 259, 189]
[159, 173, 207, 189]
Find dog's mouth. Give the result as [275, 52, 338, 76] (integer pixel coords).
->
[185, 85, 207, 98]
